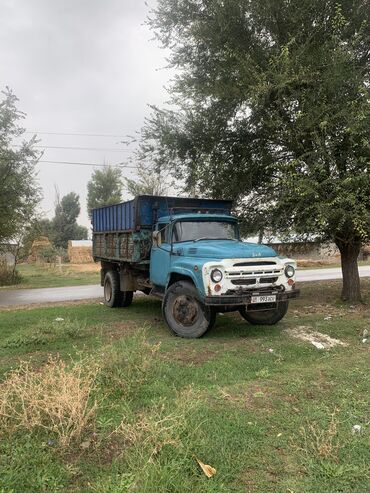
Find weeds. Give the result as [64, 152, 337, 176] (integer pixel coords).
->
[115, 388, 198, 456]
[97, 328, 160, 396]
[0, 356, 99, 447]
[0, 328, 160, 451]
[298, 410, 341, 460]
[110, 387, 201, 490]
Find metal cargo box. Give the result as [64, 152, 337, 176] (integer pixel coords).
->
[92, 195, 233, 233]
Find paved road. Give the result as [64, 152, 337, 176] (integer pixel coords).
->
[0, 284, 103, 307]
[0, 266, 370, 307]
[297, 265, 370, 282]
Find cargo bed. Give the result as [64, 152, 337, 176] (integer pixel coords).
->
[92, 195, 232, 263]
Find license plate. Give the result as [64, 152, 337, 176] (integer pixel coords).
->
[251, 295, 276, 304]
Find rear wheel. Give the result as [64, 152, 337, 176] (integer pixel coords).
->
[163, 281, 215, 338]
[239, 301, 289, 325]
[104, 271, 122, 308]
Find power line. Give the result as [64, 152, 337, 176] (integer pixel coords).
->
[13, 144, 135, 153]
[23, 131, 129, 138]
[36, 159, 138, 168]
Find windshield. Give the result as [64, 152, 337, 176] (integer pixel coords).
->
[172, 220, 238, 243]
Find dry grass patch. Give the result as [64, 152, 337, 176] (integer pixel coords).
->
[0, 356, 99, 447]
[67, 263, 100, 273]
[103, 320, 140, 342]
[297, 410, 341, 461]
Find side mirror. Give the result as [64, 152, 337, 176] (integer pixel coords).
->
[152, 230, 162, 247]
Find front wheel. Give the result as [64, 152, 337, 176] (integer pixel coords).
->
[162, 281, 215, 338]
[239, 301, 289, 325]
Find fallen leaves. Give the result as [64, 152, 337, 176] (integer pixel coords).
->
[196, 458, 216, 478]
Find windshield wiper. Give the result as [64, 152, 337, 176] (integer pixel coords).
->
[193, 237, 237, 242]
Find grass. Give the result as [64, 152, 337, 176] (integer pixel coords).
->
[0, 263, 100, 290]
[298, 258, 370, 269]
[0, 279, 369, 492]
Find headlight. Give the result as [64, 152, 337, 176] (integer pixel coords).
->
[285, 265, 295, 278]
[210, 268, 223, 283]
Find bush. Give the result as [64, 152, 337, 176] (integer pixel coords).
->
[39, 246, 59, 264]
[0, 259, 22, 286]
[0, 357, 99, 447]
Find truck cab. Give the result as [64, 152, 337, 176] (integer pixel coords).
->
[148, 212, 299, 337]
[92, 195, 299, 338]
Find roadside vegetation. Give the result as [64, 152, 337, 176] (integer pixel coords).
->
[0, 280, 369, 492]
[0, 263, 99, 290]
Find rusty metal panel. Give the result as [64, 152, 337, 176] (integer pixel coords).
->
[93, 230, 152, 263]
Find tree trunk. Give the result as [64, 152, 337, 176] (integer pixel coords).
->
[336, 240, 362, 302]
[11, 241, 20, 284]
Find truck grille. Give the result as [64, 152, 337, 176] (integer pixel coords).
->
[260, 276, 279, 284]
[231, 276, 279, 286]
[231, 279, 257, 286]
[225, 259, 282, 288]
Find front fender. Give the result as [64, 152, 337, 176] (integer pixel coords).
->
[166, 259, 205, 296]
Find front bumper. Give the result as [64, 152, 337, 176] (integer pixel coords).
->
[204, 288, 300, 306]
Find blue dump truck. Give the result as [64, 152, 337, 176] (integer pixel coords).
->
[92, 195, 300, 338]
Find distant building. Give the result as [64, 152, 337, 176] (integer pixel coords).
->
[245, 235, 340, 261]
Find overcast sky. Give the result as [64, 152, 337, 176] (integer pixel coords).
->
[0, 0, 171, 230]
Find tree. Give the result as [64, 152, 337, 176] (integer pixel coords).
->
[87, 166, 123, 217]
[53, 192, 88, 248]
[140, 0, 370, 301]
[124, 161, 170, 197]
[0, 87, 41, 245]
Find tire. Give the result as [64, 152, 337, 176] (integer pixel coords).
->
[162, 281, 214, 338]
[239, 301, 289, 325]
[104, 271, 123, 308]
[121, 290, 133, 307]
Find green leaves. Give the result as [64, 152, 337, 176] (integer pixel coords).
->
[140, 0, 369, 246]
[87, 166, 123, 218]
[0, 88, 41, 244]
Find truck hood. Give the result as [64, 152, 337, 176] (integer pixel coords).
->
[174, 240, 277, 259]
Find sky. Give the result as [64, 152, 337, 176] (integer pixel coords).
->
[0, 0, 171, 230]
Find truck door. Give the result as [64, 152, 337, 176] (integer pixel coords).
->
[150, 222, 171, 287]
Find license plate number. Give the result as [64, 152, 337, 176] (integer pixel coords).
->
[251, 295, 276, 304]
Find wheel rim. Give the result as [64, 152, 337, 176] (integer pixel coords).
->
[104, 280, 112, 302]
[172, 295, 199, 326]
